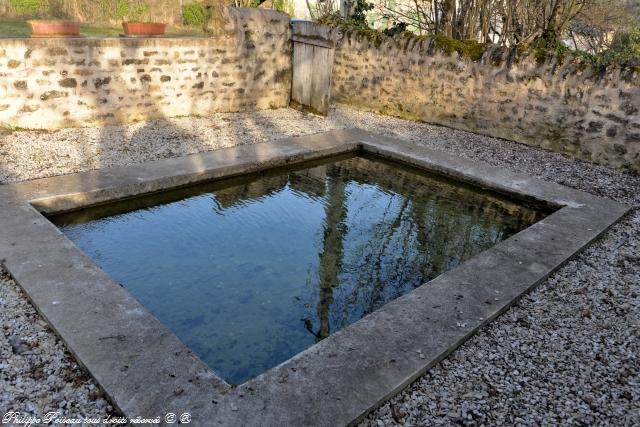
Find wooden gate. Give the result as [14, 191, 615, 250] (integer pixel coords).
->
[290, 21, 335, 116]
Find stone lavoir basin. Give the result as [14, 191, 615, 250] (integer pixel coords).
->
[49, 153, 545, 385]
[0, 130, 628, 425]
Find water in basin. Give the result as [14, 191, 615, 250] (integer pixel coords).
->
[50, 154, 544, 384]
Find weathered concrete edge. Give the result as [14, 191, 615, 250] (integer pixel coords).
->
[9, 130, 363, 212]
[0, 128, 631, 426]
[357, 132, 611, 209]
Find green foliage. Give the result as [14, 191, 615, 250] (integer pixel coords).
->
[599, 27, 640, 68]
[128, 2, 151, 21]
[317, 0, 373, 30]
[97, 0, 151, 22]
[516, 32, 640, 71]
[10, 0, 45, 14]
[272, 0, 295, 16]
[182, 1, 206, 27]
[383, 21, 407, 37]
[114, 0, 129, 19]
[348, 0, 373, 29]
[517, 34, 594, 66]
[553, 43, 594, 64]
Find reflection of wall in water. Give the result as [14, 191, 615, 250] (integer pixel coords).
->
[289, 165, 328, 198]
[213, 175, 290, 209]
[212, 164, 331, 209]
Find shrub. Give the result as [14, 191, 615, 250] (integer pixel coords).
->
[348, 0, 373, 29]
[10, 0, 44, 14]
[96, 0, 151, 22]
[182, 1, 206, 27]
[128, 2, 151, 21]
[316, 0, 372, 29]
[600, 27, 640, 68]
[383, 21, 407, 37]
[114, 0, 130, 20]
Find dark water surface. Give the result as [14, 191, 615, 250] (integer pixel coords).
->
[50, 154, 545, 384]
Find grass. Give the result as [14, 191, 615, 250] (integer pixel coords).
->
[0, 123, 46, 136]
[0, 19, 206, 38]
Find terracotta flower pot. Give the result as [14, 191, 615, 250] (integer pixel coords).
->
[122, 22, 166, 37]
[28, 20, 80, 37]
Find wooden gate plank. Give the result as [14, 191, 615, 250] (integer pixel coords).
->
[290, 21, 335, 116]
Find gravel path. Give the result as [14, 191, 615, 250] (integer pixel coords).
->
[1, 105, 638, 425]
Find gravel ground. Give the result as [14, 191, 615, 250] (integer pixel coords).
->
[0, 105, 638, 425]
[0, 271, 117, 424]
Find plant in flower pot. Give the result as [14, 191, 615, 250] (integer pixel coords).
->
[28, 20, 81, 38]
[121, 2, 165, 37]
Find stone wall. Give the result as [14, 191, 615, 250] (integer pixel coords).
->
[0, 8, 291, 129]
[332, 31, 640, 174]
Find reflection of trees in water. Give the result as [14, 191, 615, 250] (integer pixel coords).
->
[301, 157, 543, 341]
[304, 171, 347, 341]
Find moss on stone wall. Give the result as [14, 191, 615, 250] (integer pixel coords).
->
[338, 23, 639, 74]
[430, 35, 486, 61]
[342, 27, 387, 47]
[341, 28, 487, 61]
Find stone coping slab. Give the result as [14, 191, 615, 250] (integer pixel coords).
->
[0, 129, 630, 426]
